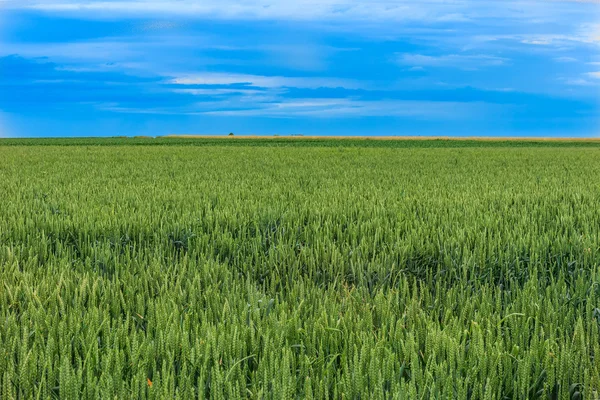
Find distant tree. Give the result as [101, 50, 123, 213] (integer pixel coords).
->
[229, 132, 234, 136]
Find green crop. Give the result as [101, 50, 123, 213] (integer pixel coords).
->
[0, 141, 598, 399]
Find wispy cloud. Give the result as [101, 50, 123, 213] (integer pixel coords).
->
[169, 73, 364, 89]
[0, 36, 248, 76]
[466, 32, 600, 51]
[99, 97, 499, 119]
[5, 0, 599, 24]
[554, 56, 578, 62]
[559, 70, 600, 86]
[520, 33, 599, 46]
[0, 35, 347, 76]
[172, 88, 272, 96]
[396, 53, 508, 70]
[202, 99, 497, 119]
[563, 78, 597, 86]
[0, 41, 141, 61]
[138, 21, 183, 32]
[0, 0, 484, 21]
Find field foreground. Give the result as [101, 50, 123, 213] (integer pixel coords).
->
[1, 139, 599, 399]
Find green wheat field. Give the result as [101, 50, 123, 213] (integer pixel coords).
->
[1, 138, 599, 399]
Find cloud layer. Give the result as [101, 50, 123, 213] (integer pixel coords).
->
[0, 0, 599, 136]
[5, 0, 599, 22]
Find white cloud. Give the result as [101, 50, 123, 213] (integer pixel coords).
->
[162, 81, 503, 120]
[0, 36, 252, 76]
[0, 41, 140, 61]
[559, 73, 600, 86]
[521, 37, 559, 45]
[469, 32, 599, 48]
[200, 98, 481, 118]
[4, 0, 598, 24]
[0, 35, 346, 76]
[586, 23, 600, 43]
[521, 34, 597, 46]
[0, 1, 469, 20]
[554, 56, 578, 62]
[98, 96, 500, 119]
[172, 88, 272, 96]
[564, 78, 595, 86]
[169, 73, 364, 89]
[138, 21, 183, 31]
[396, 53, 508, 69]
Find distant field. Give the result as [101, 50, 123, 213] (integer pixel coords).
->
[3, 136, 600, 148]
[0, 141, 599, 399]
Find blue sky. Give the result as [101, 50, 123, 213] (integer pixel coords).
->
[0, 0, 599, 137]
